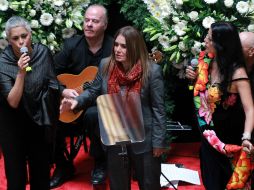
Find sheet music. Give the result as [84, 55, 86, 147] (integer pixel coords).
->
[160, 164, 200, 187]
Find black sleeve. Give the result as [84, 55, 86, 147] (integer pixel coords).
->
[54, 39, 73, 75]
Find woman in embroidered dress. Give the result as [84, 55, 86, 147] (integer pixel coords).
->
[192, 22, 254, 189]
[60, 26, 168, 190]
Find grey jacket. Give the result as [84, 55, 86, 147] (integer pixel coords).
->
[76, 57, 168, 154]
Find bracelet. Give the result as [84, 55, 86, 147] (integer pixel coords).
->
[241, 132, 251, 141]
[242, 138, 251, 142]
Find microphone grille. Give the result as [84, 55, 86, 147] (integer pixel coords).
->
[20, 46, 28, 54]
[191, 58, 198, 67]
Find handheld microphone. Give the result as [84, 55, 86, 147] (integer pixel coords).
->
[188, 58, 198, 90]
[20, 46, 32, 72]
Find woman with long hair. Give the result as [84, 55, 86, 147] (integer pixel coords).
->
[60, 26, 168, 190]
[193, 22, 254, 189]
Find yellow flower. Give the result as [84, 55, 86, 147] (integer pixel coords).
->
[208, 86, 221, 103]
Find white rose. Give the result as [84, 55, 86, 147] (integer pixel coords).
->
[187, 11, 199, 22]
[47, 33, 56, 42]
[158, 34, 170, 48]
[172, 17, 180, 24]
[204, 0, 218, 4]
[173, 21, 187, 36]
[54, 0, 64, 6]
[30, 20, 39, 28]
[193, 41, 202, 49]
[55, 16, 63, 25]
[202, 16, 215, 29]
[49, 44, 55, 51]
[29, 9, 36, 17]
[0, 39, 8, 49]
[178, 41, 188, 52]
[1, 31, 6, 39]
[41, 39, 47, 45]
[236, 1, 249, 14]
[170, 36, 178, 42]
[40, 13, 54, 26]
[176, 0, 183, 6]
[0, 0, 9, 11]
[249, 2, 254, 12]
[224, 0, 234, 8]
[248, 24, 254, 32]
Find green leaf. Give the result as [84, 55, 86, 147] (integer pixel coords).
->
[150, 29, 158, 35]
[169, 52, 177, 61]
[164, 45, 177, 51]
[176, 51, 181, 63]
[143, 27, 154, 32]
[150, 33, 161, 41]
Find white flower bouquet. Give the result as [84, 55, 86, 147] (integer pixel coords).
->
[0, 0, 90, 53]
[142, 0, 254, 66]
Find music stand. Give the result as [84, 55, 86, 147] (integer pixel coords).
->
[97, 92, 145, 165]
[97, 92, 177, 189]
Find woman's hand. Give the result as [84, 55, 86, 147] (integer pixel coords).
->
[60, 98, 78, 113]
[17, 53, 30, 72]
[153, 147, 169, 157]
[242, 139, 253, 154]
[185, 66, 197, 80]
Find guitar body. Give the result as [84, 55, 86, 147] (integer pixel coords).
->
[57, 66, 98, 123]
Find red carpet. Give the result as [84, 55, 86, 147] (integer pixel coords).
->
[0, 141, 204, 190]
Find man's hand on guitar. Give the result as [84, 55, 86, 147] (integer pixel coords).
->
[62, 89, 79, 99]
[60, 98, 78, 114]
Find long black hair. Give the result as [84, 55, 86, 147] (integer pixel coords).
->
[211, 22, 246, 96]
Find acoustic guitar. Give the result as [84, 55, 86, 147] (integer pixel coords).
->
[58, 50, 162, 123]
[57, 66, 98, 123]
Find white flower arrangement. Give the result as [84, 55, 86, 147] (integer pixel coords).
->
[143, 0, 254, 65]
[0, 0, 91, 53]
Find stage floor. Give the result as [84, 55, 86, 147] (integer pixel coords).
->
[0, 141, 204, 190]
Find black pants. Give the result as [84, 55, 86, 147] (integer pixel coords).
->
[200, 138, 232, 190]
[1, 123, 50, 190]
[53, 106, 106, 166]
[107, 145, 161, 190]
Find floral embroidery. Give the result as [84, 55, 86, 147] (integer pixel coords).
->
[193, 51, 212, 96]
[193, 51, 216, 125]
[208, 85, 221, 103]
[193, 51, 253, 189]
[198, 91, 214, 125]
[203, 130, 226, 154]
[226, 151, 252, 189]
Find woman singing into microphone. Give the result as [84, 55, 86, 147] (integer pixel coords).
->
[0, 16, 60, 190]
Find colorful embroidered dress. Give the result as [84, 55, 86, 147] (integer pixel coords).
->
[193, 51, 253, 190]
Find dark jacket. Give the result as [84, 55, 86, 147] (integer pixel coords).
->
[0, 43, 60, 127]
[75, 57, 168, 154]
[54, 35, 113, 75]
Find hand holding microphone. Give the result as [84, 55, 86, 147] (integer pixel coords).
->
[186, 58, 198, 90]
[20, 46, 32, 72]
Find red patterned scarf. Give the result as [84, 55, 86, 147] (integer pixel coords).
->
[108, 61, 142, 94]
